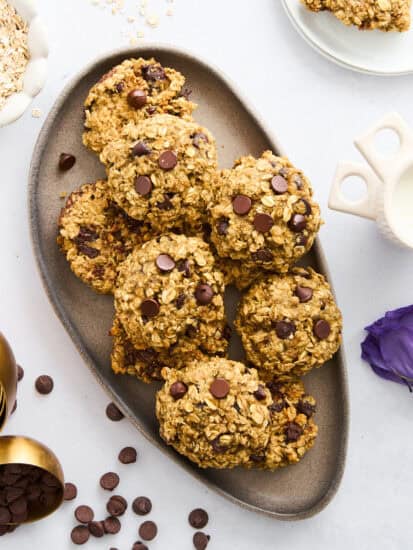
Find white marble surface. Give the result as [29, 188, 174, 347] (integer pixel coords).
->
[1, 1, 413, 548]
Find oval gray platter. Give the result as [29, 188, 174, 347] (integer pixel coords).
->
[29, 44, 349, 521]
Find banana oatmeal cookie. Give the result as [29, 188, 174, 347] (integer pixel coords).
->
[101, 114, 217, 233]
[301, 0, 411, 32]
[235, 267, 342, 378]
[114, 234, 228, 354]
[209, 151, 322, 274]
[83, 57, 196, 154]
[156, 358, 272, 468]
[58, 180, 154, 294]
[245, 377, 318, 470]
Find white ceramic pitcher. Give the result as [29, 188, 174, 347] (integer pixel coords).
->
[329, 112, 413, 250]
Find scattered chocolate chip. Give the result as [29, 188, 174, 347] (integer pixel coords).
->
[177, 259, 190, 277]
[158, 150, 177, 170]
[209, 378, 230, 399]
[118, 447, 137, 464]
[35, 375, 54, 395]
[295, 286, 313, 302]
[103, 516, 121, 534]
[217, 218, 229, 235]
[271, 175, 288, 194]
[139, 520, 157, 541]
[156, 254, 175, 272]
[251, 248, 273, 263]
[75, 505, 94, 524]
[141, 299, 160, 318]
[188, 508, 209, 529]
[132, 496, 152, 516]
[192, 133, 208, 148]
[88, 521, 105, 538]
[59, 153, 76, 171]
[288, 213, 307, 232]
[17, 365, 24, 382]
[232, 194, 252, 215]
[285, 422, 303, 442]
[100, 472, 119, 491]
[106, 402, 124, 422]
[77, 244, 99, 258]
[297, 400, 316, 417]
[253, 213, 274, 233]
[71, 525, 90, 545]
[134, 175, 152, 196]
[175, 293, 186, 309]
[127, 89, 147, 109]
[170, 381, 188, 400]
[253, 385, 267, 401]
[107, 495, 127, 516]
[195, 284, 214, 305]
[64, 482, 77, 501]
[313, 319, 331, 340]
[275, 321, 296, 339]
[133, 543, 148, 550]
[132, 141, 151, 157]
[142, 64, 166, 81]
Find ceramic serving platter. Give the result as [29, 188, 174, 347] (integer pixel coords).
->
[282, 0, 413, 76]
[29, 44, 349, 520]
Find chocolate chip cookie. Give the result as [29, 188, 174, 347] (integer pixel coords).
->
[245, 377, 318, 470]
[83, 57, 196, 154]
[101, 114, 217, 233]
[156, 358, 272, 468]
[209, 151, 322, 274]
[235, 267, 342, 378]
[58, 180, 154, 294]
[114, 234, 228, 355]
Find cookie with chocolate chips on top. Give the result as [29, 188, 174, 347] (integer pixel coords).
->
[235, 267, 342, 378]
[83, 57, 196, 154]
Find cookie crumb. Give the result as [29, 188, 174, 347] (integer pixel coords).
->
[31, 107, 42, 118]
[146, 13, 159, 27]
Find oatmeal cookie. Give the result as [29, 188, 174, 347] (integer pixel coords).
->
[58, 180, 154, 294]
[114, 234, 228, 354]
[101, 114, 217, 233]
[235, 267, 342, 378]
[83, 57, 196, 154]
[209, 151, 322, 274]
[301, 0, 411, 32]
[156, 358, 272, 469]
[245, 377, 318, 470]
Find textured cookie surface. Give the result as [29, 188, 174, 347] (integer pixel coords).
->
[83, 57, 196, 154]
[156, 358, 272, 469]
[101, 114, 217, 233]
[301, 0, 411, 31]
[114, 234, 228, 354]
[58, 180, 153, 294]
[209, 151, 322, 274]
[235, 267, 342, 377]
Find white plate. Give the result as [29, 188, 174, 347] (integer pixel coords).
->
[282, 0, 413, 76]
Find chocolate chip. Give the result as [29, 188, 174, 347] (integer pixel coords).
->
[217, 218, 229, 235]
[132, 141, 151, 157]
[285, 422, 303, 442]
[142, 64, 166, 81]
[251, 248, 273, 263]
[71, 525, 90, 545]
[88, 521, 105, 538]
[76, 225, 98, 242]
[271, 175, 288, 194]
[156, 193, 174, 210]
[35, 375, 53, 395]
[294, 174, 303, 189]
[64, 482, 77, 501]
[250, 454, 265, 463]
[107, 495, 127, 516]
[118, 446, 137, 464]
[192, 133, 208, 148]
[158, 150, 177, 170]
[253, 213, 274, 233]
[188, 508, 209, 529]
[300, 198, 312, 215]
[141, 299, 160, 318]
[296, 234, 308, 247]
[170, 381, 188, 400]
[232, 194, 251, 215]
[275, 321, 296, 339]
[175, 293, 186, 309]
[156, 254, 175, 272]
[209, 378, 230, 399]
[75, 505, 94, 524]
[253, 385, 267, 401]
[106, 402, 124, 422]
[313, 319, 331, 339]
[211, 436, 226, 453]
[133, 543, 148, 550]
[288, 213, 307, 232]
[77, 243, 99, 258]
[59, 153, 76, 171]
[195, 284, 214, 305]
[297, 400, 316, 417]
[17, 365, 24, 382]
[295, 286, 313, 302]
[103, 516, 121, 534]
[132, 496, 152, 516]
[177, 259, 190, 277]
[100, 472, 119, 491]
[139, 521, 157, 541]
[134, 175, 152, 196]
[127, 89, 147, 109]
[269, 400, 285, 413]
[116, 82, 124, 93]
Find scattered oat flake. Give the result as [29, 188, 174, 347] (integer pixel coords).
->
[129, 36, 138, 45]
[31, 108, 42, 118]
[146, 13, 159, 27]
[59, 191, 67, 199]
[127, 15, 135, 22]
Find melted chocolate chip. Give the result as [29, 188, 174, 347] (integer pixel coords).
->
[140, 299, 160, 318]
[274, 321, 296, 339]
[285, 422, 303, 442]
